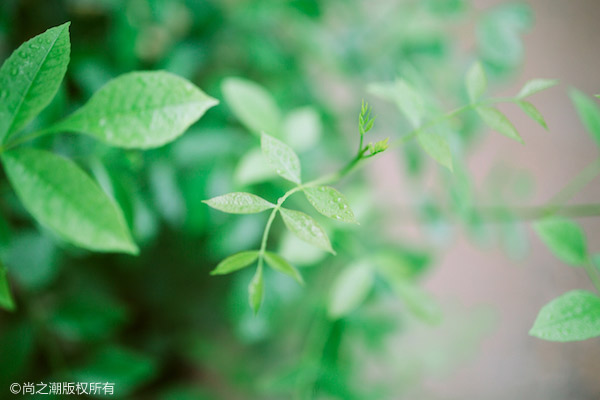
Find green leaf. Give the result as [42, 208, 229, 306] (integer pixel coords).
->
[263, 251, 303, 284]
[222, 77, 281, 136]
[0, 22, 70, 143]
[211, 250, 259, 275]
[533, 217, 587, 265]
[303, 186, 357, 223]
[261, 133, 301, 184]
[248, 263, 264, 314]
[283, 107, 322, 152]
[516, 79, 558, 98]
[393, 281, 442, 324]
[417, 130, 453, 171]
[203, 192, 274, 214]
[529, 290, 600, 342]
[0, 263, 15, 311]
[368, 79, 424, 128]
[2, 148, 137, 254]
[476, 106, 523, 143]
[234, 147, 277, 186]
[517, 100, 548, 129]
[328, 261, 373, 318]
[280, 208, 334, 254]
[465, 61, 487, 102]
[48, 71, 218, 149]
[569, 89, 600, 146]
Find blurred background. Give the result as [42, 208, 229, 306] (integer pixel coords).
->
[0, 0, 599, 399]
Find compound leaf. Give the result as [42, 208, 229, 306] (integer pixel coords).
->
[263, 251, 303, 284]
[48, 71, 218, 149]
[533, 217, 587, 266]
[303, 186, 357, 223]
[465, 61, 487, 102]
[211, 251, 259, 275]
[476, 106, 523, 143]
[2, 148, 137, 254]
[530, 290, 600, 342]
[203, 192, 274, 214]
[0, 22, 70, 143]
[261, 133, 301, 184]
[280, 208, 334, 254]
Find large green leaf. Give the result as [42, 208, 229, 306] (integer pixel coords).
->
[203, 192, 274, 214]
[328, 261, 373, 318]
[0, 263, 15, 311]
[530, 290, 600, 342]
[48, 71, 218, 149]
[280, 208, 334, 254]
[0, 22, 70, 143]
[303, 186, 357, 223]
[476, 106, 523, 143]
[222, 77, 281, 136]
[533, 217, 587, 266]
[2, 148, 137, 254]
[570, 89, 600, 146]
[211, 251, 259, 275]
[261, 133, 301, 184]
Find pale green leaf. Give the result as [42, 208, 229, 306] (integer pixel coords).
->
[533, 217, 587, 265]
[210, 250, 259, 275]
[234, 147, 276, 186]
[369, 79, 424, 128]
[570, 89, 600, 146]
[393, 281, 442, 324]
[0, 263, 15, 311]
[261, 133, 301, 184]
[283, 107, 322, 152]
[2, 148, 137, 254]
[517, 100, 547, 129]
[48, 71, 218, 149]
[303, 186, 357, 223]
[465, 61, 487, 102]
[203, 192, 274, 214]
[516, 79, 558, 98]
[263, 251, 303, 284]
[417, 130, 453, 171]
[0, 22, 70, 143]
[529, 290, 600, 342]
[476, 106, 523, 143]
[248, 263, 264, 314]
[328, 261, 373, 318]
[280, 208, 334, 254]
[222, 77, 281, 136]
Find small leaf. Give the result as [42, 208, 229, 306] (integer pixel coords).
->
[303, 186, 357, 223]
[283, 107, 322, 152]
[211, 251, 259, 275]
[248, 263, 264, 314]
[529, 290, 600, 342]
[0, 263, 15, 311]
[533, 217, 587, 265]
[417, 130, 453, 171]
[517, 100, 548, 129]
[328, 261, 373, 318]
[280, 208, 334, 254]
[2, 148, 137, 254]
[48, 71, 218, 149]
[516, 79, 558, 98]
[261, 133, 301, 184]
[476, 106, 523, 143]
[0, 22, 71, 143]
[203, 192, 274, 214]
[369, 138, 389, 155]
[569, 89, 600, 146]
[263, 251, 303, 284]
[465, 61, 487, 102]
[368, 80, 424, 128]
[222, 77, 281, 136]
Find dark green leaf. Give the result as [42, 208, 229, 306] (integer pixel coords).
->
[263, 251, 303, 284]
[0, 22, 70, 143]
[533, 217, 587, 266]
[2, 148, 137, 254]
[48, 71, 218, 149]
[530, 290, 600, 342]
[303, 186, 357, 223]
[280, 208, 334, 254]
[203, 192, 274, 214]
[211, 250, 259, 275]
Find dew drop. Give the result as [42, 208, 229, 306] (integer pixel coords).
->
[10, 68, 19, 76]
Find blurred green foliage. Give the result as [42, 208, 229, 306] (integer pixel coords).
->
[0, 0, 556, 399]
